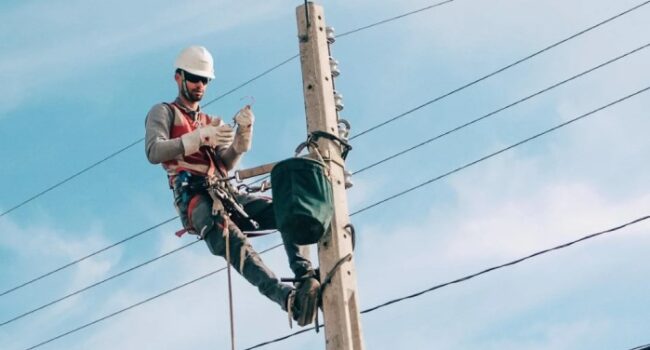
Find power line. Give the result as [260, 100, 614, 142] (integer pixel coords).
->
[243, 214, 650, 349]
[351, 85, 650, 216]
[350, 0, 650, 140]
[250, 38, 649, 187]
[337, 0, 454, 38]
[0, 216, 178, 298]
[0, 138, 144, 218]
[1, 0, 459, 218]
[360, 214, 650, 312]
[23, 268, 227, 350]
[629, 344, 650, 350]
[201, 54, 300, 109]
[23, 242, 285, 350]
[235, 40, 650, 199]
[1, 239, 200, 327]
[352, 42, 650, 176]
[203, 0, 458, 110]
[244, 327, 315, 350]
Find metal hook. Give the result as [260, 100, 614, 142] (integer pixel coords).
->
[239, 95, 256, 107]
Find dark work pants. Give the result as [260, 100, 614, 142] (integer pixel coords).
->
[175, 190, 313, 310]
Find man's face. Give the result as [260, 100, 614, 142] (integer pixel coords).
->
[176, 71, 211, 102]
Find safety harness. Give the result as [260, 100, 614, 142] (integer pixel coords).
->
[160, 101, 258, 239]
[173, 160, 260, 238]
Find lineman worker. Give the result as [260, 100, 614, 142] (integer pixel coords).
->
[144, 45, 319, 326]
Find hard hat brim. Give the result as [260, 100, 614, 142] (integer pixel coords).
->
[179, 67, 215, 80]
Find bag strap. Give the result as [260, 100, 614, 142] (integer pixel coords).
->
[294, 138, 325, 164]
[309, 130, 352, 160]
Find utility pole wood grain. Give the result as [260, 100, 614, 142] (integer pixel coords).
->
[296, 3, 365, 349]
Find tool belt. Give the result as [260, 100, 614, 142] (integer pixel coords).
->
[172, 171, 259, 238]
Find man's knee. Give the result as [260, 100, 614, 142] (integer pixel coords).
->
[243, 197, 276, 230]
[202, 218, 250, 265]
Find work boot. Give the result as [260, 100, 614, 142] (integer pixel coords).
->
[287, 277, 320, 327]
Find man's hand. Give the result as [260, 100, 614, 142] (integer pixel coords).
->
[199, 124, 234, 148]
[234, 106, 255, 128]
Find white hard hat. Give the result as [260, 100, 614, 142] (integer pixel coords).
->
[174, 46, 215, 79]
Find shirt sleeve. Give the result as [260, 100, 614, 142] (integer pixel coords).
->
[144, 103, 184, 164]
[217, 146, 243, 171]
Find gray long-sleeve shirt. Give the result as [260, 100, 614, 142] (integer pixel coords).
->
[144, 99, 244, 171]
[145, 102, 185, 164]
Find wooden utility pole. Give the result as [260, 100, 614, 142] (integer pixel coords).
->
[296, 2, 365, 349]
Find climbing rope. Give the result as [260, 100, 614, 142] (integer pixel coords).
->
[221, 216, 236, 350]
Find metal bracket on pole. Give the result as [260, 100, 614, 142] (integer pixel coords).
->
[234, 162, 277, 182]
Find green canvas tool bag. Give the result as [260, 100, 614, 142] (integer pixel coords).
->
[271, 157, 334, 245]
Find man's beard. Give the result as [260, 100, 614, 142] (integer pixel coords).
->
[185, 89, 204, 102]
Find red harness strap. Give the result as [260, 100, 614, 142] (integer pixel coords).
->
[174, 194, 203, 237]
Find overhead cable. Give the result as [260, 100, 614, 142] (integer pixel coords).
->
[23, 243, 285, 350]
[0, 0, 459, 217]
[0, 239, 200, 327]
[353, 42, 650, 175]
[360, 215, 650, 312]
[351, 85, 650, 216]
[236, 39, 650, 189]
[350, 0, 650, 140]
[0, 139, 144, 218]
[629, 344, 650, 350]
[202, 0, 458, 110]
[201, 54, 300, 109]
[337, 0, 455, 38]
[242, 214, 650, 349]
[0, 216, 178, 298]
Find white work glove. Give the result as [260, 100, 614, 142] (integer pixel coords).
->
[181, 123, 234, 155]
[234, 106, 255, 128]
[202, 124, 234, 148]
[231, 106, 254, 153]
[208, 117, 235, 149]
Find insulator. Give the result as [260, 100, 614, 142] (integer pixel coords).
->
[329, 57, 340, 77]
[326, 26, 336, 44]
[333, 91, 344, 111]
[337, 119, 351, 140]
[344, 169, 354, 189]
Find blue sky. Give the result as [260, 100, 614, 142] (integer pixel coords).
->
[1, 0, 650, 349]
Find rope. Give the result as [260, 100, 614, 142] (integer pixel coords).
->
[315, 253, 353, 333]
[222, 216, 236, 350]
[320, 253, 353, 291]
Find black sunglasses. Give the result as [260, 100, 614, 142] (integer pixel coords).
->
[182, 71, 210, 85]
